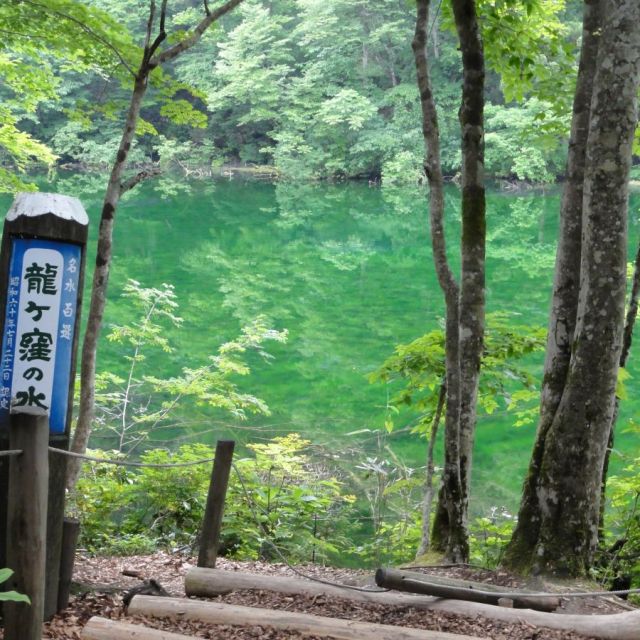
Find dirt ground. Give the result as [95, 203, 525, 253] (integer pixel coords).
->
[10, 552, 636, 639]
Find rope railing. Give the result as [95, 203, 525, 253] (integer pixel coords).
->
[3, 446, 640, 600]
[48, 447, 216, 469]
[0, 449, 22, 457]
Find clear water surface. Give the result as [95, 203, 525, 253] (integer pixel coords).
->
[1, 175, 638, 512]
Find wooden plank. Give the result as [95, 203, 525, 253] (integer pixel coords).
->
[83, 616, 192, 640]
[4, 414, 49, 640]
[128, 595, 483, 640]
[197, 439, 234, 568]
[375, 568, 560, 611]
[184, 568, 640, 640]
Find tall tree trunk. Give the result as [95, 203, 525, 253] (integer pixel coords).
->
[66, 0, 245, 491]
[412, 0, 464, 561]
[67, 74, 149, 490]
[451, 0, 485, 531]
[412, 0, 484, 563]
[503, 0, 601, 570]
[504, 0, 640, 576]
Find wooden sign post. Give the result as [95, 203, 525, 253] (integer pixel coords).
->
[0, 193, 88, 638]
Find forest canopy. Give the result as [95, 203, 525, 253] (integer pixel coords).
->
[0, 0, 584, 188]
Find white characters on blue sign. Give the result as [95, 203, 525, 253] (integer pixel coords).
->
[0, 239, 81, 433]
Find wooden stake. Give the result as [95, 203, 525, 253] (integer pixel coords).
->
[57, 517, 80, 611]
[4, 413, 49, 640]
[197, 439, 234, 568]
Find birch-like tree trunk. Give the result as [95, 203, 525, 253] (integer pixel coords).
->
[503, 0, 601, 570]
[67, 0, 246, 490]
[504, 0, 640, 575]
[412, 0, 484, 563]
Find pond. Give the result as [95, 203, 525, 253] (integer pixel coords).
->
[1, 175, 638, 513]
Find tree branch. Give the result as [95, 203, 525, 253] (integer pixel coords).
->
[147, 0, 168, 62]
[142, 0, 156, 63]
[621, 239, 640, 367]
[150, 0, 246, 67]
[120, 167, 163, 195]
[21, 0, 136, 77]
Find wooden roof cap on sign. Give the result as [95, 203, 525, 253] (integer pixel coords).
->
[6, 192, 89, 226]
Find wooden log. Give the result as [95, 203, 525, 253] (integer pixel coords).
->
[375, 568, 560, 611]
[184, 568, 640, 640]
[197, 439, 234, 568]
[57, 517, 80, 611]
[4, 414, 49, 640]
[128, 595, 482, 640]
[82, 616, 192, 640]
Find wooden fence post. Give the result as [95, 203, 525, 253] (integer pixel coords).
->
[0, 192, 88, 621]
[198, 440, 235, 568]
[4, 413, 49, 640]
[57, 517, 80, 611]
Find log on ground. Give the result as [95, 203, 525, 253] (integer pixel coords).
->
[184, 567, 640, 640]
[375, 568, 560, 611]
[128, 595, 482, 640]
[82, 616, 192, 639]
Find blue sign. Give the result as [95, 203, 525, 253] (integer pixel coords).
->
[0, 239, 81, 434]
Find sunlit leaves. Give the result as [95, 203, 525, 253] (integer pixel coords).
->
[0, 0, 138, 191]
[371, 312, 546, 435]
[96, 280, 287, 453]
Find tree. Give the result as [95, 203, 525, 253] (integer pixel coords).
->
[0, 0, 136, 191]
[67, 0, 246, 490]
[503, 0, 640, 576]
[370, 314, 545, 558]
[412, 0, 485, 562]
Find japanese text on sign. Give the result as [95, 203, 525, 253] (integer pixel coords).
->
[0, 240, 81, 433]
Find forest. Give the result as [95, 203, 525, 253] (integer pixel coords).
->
[1, 1, 640, 639]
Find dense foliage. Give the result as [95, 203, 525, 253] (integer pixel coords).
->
[1, 0, 581, 186]
[69, 435, 518, 568]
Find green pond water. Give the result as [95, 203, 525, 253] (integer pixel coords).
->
[1, 176, 638, 514]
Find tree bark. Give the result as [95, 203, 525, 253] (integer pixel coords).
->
[598, 237, 640, 537]
[504, 0, 640, 576]
[451, 0, 485, 547]
[503, 0, 602, 572]
[412, 0, 485, 563]
[412, 0, 465, 561]
[67, 73, 149, 490]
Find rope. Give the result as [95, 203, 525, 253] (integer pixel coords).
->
[48, 447, 216, 469]
[232, 463, 640, 600]
[18, 448, 640, 601]
[231, 462, 389, 594]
